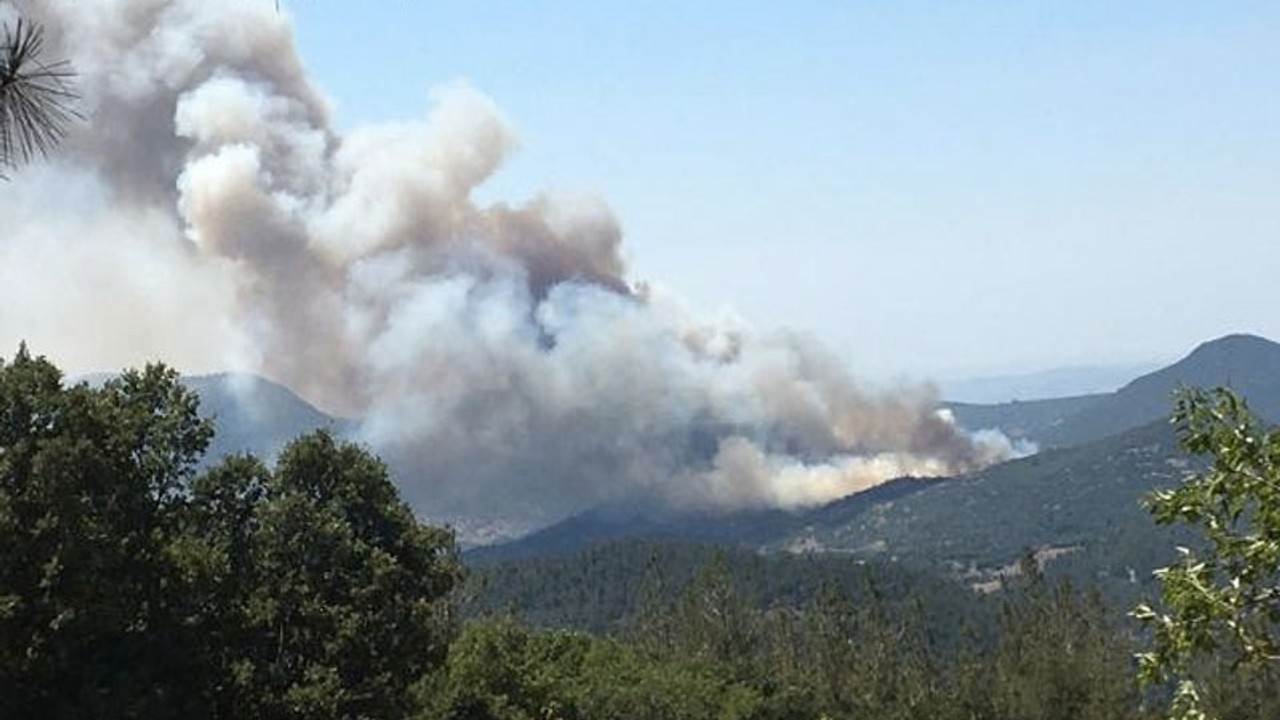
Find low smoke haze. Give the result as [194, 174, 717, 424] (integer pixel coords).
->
[0, 0, 1030, 530]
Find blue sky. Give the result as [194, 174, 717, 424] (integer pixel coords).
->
[288, 1, 1280, 383]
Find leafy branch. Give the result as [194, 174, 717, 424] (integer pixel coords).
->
[1134, 387, 1280, 720]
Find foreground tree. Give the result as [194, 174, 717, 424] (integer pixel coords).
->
[0, 347, 462, 719]
[219, 430, 463, 720]
[0, 348, 213, 717]
[1134, 388, 1280, 720]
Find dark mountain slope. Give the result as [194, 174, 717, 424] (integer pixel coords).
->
[470, 476, 943, 563]
[945, 393, 1107, 445]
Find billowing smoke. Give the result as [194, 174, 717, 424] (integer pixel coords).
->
[1, 0, 1015, 531]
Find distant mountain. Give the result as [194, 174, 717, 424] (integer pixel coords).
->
[941, 362, 1159, 404]
[450, 333, 1280, 631]
[183, 373, 354, 463]
[948, 333, 1280, 449]
[481, 410, 1192, 578]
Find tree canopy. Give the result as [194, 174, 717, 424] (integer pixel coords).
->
[0, 346, 462, 719]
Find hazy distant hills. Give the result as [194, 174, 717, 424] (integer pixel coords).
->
[941, 362, 1158, 404]
[182, 373, 354, 463]
[75, 371, 351, 463]
[179, 333, 1280, 470]
[947, 333, 1280, 448]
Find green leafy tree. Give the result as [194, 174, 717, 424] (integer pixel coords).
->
[416, 614, 594, 720]
[0, 347, 213, 718]
[0, 347, 463, 719]
[219, 430, 464, 720]
[1134, 388, 1280, 720]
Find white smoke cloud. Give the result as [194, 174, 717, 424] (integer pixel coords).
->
[1, 0, 1017, 530]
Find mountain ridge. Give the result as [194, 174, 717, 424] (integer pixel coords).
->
[1042, 333, 1280, 446]
[947, 332, 1280, 448]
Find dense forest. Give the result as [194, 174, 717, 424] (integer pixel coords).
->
[2, 348, 1277, 719]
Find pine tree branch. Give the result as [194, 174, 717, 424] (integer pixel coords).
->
[0, 19, 80, 177]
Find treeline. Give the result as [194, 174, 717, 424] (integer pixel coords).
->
[464, 539, 978, 638]
[455, 546, 1279, 720]
[435, 563, 1141, 720]
[2, 348, 1276, 719]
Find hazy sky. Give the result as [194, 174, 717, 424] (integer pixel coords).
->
[279, 1, 1280, 383]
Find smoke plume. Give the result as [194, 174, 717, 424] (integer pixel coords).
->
[1, 0, 1015, 531]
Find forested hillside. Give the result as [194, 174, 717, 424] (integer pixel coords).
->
[775, 421, 1194, 576]
[481, 420, 1199, 608]
[465, 539, 977, 635]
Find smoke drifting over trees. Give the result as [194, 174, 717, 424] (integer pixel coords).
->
[0, 0, 1016, 527]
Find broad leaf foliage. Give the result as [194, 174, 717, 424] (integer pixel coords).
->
[0, 347, 461, 719]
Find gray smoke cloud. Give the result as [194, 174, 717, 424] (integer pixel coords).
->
[1, 0, 1016, 532]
